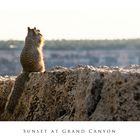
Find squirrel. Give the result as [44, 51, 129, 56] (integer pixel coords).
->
[5, 27, 45, 114]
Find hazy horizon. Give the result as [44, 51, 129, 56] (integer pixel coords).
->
[0, 0, 140, 40]
[1, 38, 140, 41]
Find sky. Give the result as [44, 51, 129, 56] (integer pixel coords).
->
[0, 0, 140, 40]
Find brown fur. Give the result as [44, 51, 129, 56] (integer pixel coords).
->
[20, 27, 45, 72]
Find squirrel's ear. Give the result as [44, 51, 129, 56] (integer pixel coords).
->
[33, 29, 36, 36]
[28, 27, 30, 31]
[34, 27, 36, 30]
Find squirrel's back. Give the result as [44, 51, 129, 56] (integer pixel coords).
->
[20, 27, 45, 72]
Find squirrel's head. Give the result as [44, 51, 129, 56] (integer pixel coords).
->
[26, 27, 44, 47]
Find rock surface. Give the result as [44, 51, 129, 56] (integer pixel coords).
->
[0, 65, 140, 121]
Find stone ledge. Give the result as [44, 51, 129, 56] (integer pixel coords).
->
[0, 65, 140, 121]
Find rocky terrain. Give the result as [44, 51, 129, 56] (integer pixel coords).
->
[0, 65, 140, 121]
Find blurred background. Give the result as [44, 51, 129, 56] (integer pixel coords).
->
[1, 39, 140, 75]
[0, 0, 140, 75]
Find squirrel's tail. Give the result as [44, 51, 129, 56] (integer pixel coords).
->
[6, 72, 29, 114]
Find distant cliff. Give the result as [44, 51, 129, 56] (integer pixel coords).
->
[1, 47, 140, 75]
[0, 65, 140, 121]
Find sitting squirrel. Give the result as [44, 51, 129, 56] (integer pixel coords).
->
[5, 27, 45, 113]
